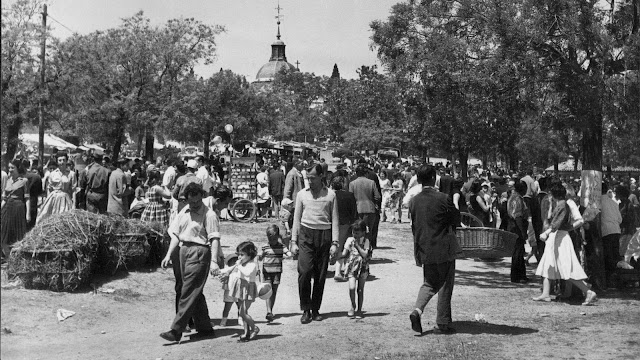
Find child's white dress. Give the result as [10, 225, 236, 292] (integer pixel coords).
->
[228, 261, 258, 301]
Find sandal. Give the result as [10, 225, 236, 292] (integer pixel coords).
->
[249, 326, 260, 340]
[531, 295, 551, 302]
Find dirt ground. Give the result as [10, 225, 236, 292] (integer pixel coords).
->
[2, 214, 640, 360]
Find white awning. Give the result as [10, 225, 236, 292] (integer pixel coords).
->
[20, 133, 77, 150]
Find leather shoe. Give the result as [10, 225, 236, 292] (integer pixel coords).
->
[300, 310, 312, 324]
[433, 324, 456, 334]
[160, 329, 181, 342]
[237, 335, 250, 343]
[409, 310, 422, 333]
[311, 311, 323, 321]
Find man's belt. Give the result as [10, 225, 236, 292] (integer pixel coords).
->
[179, 241, 210, 248]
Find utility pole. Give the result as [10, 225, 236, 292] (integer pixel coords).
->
[38, 4, 47, 165]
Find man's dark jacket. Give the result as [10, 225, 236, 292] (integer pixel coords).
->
[409, 187, 462, 266]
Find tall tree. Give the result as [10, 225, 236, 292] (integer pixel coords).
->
[55, 12, 224, 161]
[1, 0, 50, 162]
[371, 1, 528, 177]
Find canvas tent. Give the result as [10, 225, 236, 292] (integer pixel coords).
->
[20, 133, 77, 151]
[546, 158, 640, 174]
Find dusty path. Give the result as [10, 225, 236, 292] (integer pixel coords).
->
[2, 219, 639, 360]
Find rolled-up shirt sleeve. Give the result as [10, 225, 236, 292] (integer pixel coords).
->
[205, 209, 221, 241]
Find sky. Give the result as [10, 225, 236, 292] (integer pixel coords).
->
[40, 0, 402, 80]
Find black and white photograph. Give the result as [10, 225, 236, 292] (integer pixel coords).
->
[1, 0, 639, 359]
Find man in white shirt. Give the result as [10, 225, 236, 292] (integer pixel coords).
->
[195, 156, 214, 194]
[343, 156, 352, 170]
[162, 158, 177, 191]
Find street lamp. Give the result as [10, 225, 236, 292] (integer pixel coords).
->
[225, 124, 234, 186]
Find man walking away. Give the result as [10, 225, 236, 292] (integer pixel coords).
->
[408, 165, 461, 335]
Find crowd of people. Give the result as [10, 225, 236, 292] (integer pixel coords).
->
[1, 148, 639, 341]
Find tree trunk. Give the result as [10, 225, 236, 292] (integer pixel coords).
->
[111, 118, 126, 163]
[580, 111, 606, 290]
[3, 102, 22, 164]
[203, 130, 211, 159]
[458, 150, 469, 180]
[137, 132, 143, 155]
[145, 131, 155, 162]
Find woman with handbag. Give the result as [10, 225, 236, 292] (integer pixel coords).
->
[533, 180, 597, 305]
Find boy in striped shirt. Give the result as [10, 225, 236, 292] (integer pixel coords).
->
[259, 224, 292, 322]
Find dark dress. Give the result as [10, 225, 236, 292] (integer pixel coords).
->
[469, 193, 491, 226]
[1, 176, 30, 252]
[507, 193, 529, 282]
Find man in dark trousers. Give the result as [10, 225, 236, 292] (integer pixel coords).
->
[159, 183, 232, 342]
[290, 164, 340, 324]
[83, 153, 110, 214]
[355, 159, 382, 244]
[349, 164, 381, 248]
[269, 162, 285, 222]
[23, 159, 42, 230]
[408, 165, 461, 335]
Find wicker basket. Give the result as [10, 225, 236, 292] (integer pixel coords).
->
[456, 227, 518, 258]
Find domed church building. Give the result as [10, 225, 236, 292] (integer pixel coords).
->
[253, 6, 298, 89]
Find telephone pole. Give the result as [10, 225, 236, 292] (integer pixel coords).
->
[38, 4, 47, 165]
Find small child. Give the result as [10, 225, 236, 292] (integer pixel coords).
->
[218, 253, 241, 327]
[341, 219, 372, 319]
[279, 198, 294, 236]
[220, 241, 260, 342]
[258, 224, 292, 322]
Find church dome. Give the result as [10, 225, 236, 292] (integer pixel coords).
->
[256, 59, 296, 82]
[254, 20, 297, 83]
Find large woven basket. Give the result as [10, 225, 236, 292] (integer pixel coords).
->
[456, 227, 518, 258]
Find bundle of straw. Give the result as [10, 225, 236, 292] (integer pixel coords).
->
[7, 210, 167, 291]
[8, 210, 105, 291]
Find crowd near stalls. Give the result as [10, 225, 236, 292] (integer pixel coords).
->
[2, 142, 639, 341]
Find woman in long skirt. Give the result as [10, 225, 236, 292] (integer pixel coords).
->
[507, 180, 529, 283]
[140, 170, 171, 228]
[36, 154, 76, 224]
[533, 180, 597, 305]
[1, 160, 31, 260]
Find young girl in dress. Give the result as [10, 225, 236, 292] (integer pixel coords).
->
[218, 253, 241, 327]
[221, 241, 260, 342]
[389, 173, 405, 224]
[378, 171, 391, 222]
[140, 171, 171, 228]
[341, 219, 372, 318]
[533, 180, 597, 305]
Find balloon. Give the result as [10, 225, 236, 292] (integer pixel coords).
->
[212, 135, 222, 145]
[224, 124, 234, 134]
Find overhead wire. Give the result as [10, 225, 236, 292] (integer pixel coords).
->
[48, 12, 77, 34]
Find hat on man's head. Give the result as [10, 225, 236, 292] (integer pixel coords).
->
[631, 178, 637, 183]
[481, 181, 491, 188]
[186, 159, 198, 169]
